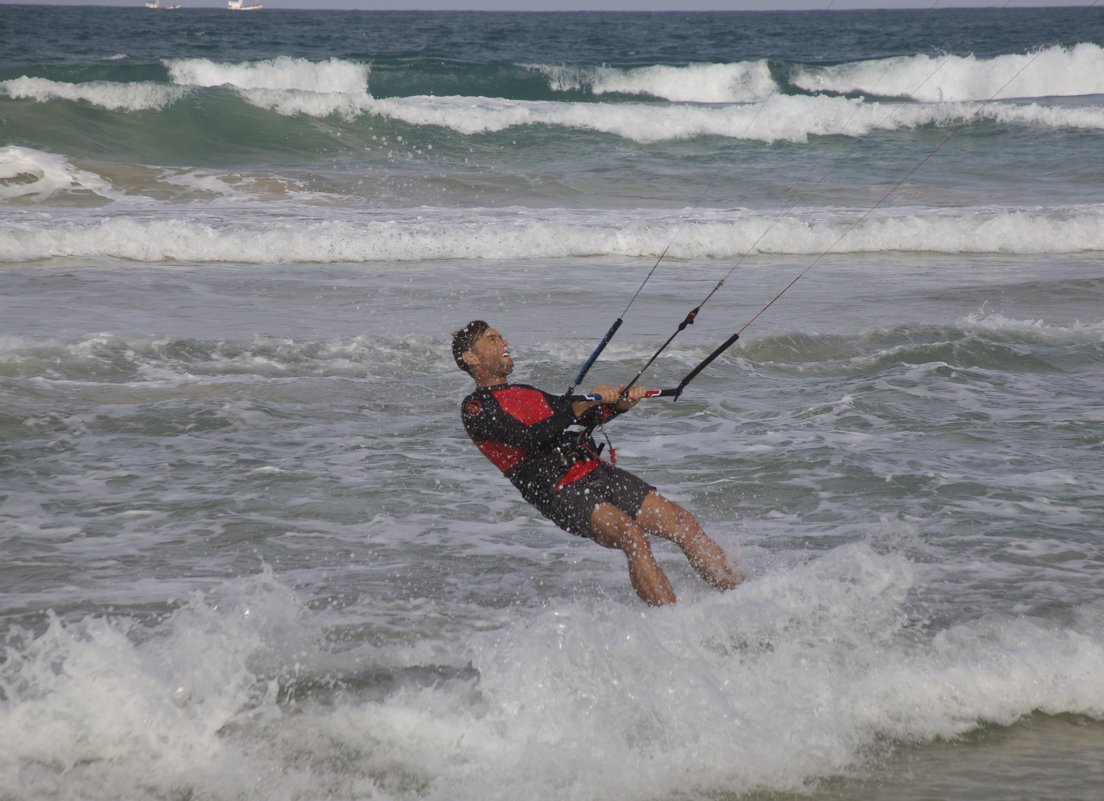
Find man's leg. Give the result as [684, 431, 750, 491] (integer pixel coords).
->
[589, 502, 677, 606]
[635, 491, 745, 591]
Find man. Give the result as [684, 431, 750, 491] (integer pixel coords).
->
[452, 320, 744, 606]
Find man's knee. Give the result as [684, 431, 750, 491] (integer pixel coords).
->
[637, 492, 702, 539]
[590, 503, 651, 553]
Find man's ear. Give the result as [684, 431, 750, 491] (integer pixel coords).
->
[461, 350, 478, 369]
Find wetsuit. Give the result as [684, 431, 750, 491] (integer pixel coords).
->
[461, 383, 654, 538]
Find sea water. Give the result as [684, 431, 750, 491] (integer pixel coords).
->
[1, 6, 1103, 800]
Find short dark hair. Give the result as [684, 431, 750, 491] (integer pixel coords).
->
[452, 320, 489, 375]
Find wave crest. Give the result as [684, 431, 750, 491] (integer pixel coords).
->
[0, 75, 186, 111]
[0, 147, 117, 203]
[531, 60, 777, 103]
[165, 56, 371, 94]
[3, 205, 1103, 263]
[794, 43, 1104, 102]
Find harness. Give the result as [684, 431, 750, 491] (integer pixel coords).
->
[551, 429, 608, 467]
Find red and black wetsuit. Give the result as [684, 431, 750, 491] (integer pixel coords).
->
[461, 383, 619, 507]
[462, 383, 657, 537]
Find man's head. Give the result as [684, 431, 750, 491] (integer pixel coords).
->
[452, 320, 513, 384]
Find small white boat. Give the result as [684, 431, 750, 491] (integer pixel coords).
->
[228, 0, 262, 9]
[145, 0, 159, 8]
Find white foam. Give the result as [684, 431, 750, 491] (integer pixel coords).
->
[0, 75, 187, 111]
[366, 92, 838, 141]
[3, 204, 1102, 264]
[363, 92, 1104, 143]
[961, 312, 1104, 344]
[6, 62, 1100, 141]
[237, 87, 374, 119]
[0, 146, 118, 202]
[532, 60, 777, 103]
[1, 58, 371, 119]
[798, 205, 1104, 255]
[794, 43, 1104, 102]
[0, 569, 317, 796]
[161, 57, 372, 119]
[5, 555, 1100, 800]
[165, 56, 370, 94]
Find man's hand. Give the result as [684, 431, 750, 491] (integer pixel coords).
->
[572, 384, 649, 417]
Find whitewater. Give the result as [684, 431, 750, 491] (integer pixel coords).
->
[2, 6, 1104, 801]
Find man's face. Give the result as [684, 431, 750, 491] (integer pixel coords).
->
[465, 326, 513, 381]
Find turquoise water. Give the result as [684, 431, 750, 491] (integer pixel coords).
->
[2, 6, 1103, 800]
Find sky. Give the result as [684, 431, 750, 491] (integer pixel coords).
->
[0, 0, 1098, 9]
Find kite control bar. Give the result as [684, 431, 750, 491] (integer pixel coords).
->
[570, 389, 675, 402]
[569, 330, 741, 403]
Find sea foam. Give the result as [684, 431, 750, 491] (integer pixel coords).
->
[793, 43, 1104, 101]
[6, 56, 1102, 142]
[0, 147, 118, 203]
[3, 205, 1102, 263]
[162, 57, 373, 119]
[3, 555, 1101, 801]
[0, 75, 187, 111]
[165, 56, 371, 94]
[365, 92, 1104, 142]
[531, 60, 778, 103]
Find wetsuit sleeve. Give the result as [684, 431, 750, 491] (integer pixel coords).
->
[575, 402, 623, 429]
[462, 386, 578, 453]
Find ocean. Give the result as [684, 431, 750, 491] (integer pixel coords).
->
[2, 4, 1103, 799]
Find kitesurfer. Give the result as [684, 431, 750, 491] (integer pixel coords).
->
[452, 320, 744, 606]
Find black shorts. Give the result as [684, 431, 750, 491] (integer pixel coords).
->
[537, 462, 655, 539]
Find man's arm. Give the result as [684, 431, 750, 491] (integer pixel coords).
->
[463, 387, 580, 452]
[574, 384, 648, 425]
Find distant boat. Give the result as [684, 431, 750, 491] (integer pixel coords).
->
[227, 0, 262, 9]
[144, 0, 159, 8]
